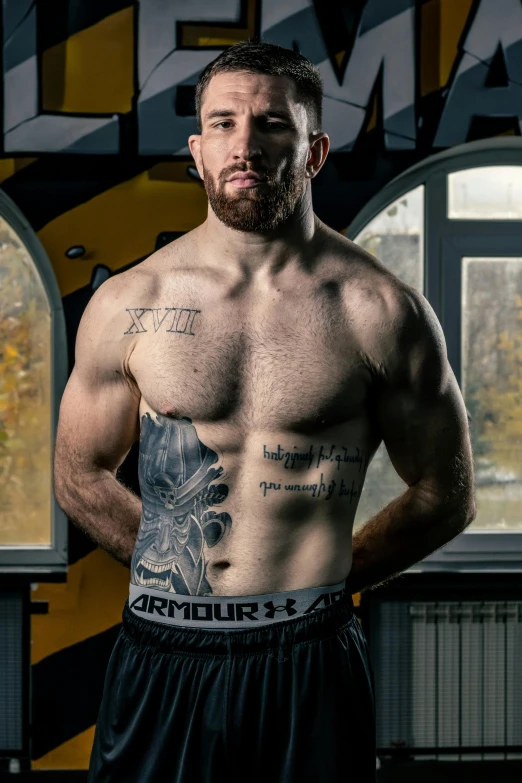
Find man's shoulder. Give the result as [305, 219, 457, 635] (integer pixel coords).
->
[323, 227, 424, 321]
[322, 227, 439, 368]
[97, 231, 195, 302]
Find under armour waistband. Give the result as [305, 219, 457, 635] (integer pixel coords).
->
[128, 580, 347, 629]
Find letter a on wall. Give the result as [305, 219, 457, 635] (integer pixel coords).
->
[434, 0, 522, 147]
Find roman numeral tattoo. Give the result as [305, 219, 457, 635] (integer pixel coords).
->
[124, 308, 200, 336]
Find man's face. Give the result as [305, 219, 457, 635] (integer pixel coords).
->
[192, 72, 313, 232]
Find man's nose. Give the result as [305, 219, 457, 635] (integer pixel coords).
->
[231, 122, 262, 160]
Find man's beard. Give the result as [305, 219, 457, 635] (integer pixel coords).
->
[203, 161, 305, 233]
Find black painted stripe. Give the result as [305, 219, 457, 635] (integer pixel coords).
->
[1, 154, 153, 232]
[312, 0, 366, 81]
[31, 624, 122, 759]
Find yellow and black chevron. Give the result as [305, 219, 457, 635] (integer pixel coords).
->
[0, 0, 515, 769]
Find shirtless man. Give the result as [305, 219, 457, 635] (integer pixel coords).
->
[53, 41, 475, 783]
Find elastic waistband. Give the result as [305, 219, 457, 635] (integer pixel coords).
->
[129, 580, 347, 629]
[122, 586, 355, 656]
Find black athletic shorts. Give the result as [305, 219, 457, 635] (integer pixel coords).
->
[88, 592, 376, 782]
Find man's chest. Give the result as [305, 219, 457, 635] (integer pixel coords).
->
[125, 286, 371, 430]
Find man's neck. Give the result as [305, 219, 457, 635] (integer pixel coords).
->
[197, 193, 319, 278]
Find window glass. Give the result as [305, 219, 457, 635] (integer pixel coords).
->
[448, 167, 522, 220]
[351, 186, 423, 529]
[354, 444, 408, 530]
[351, 184, 424, 291]
[0, 218, 52, 546]
[463, 257, 522, 530]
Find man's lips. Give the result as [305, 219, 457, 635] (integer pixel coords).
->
[227, 171, 266, 188]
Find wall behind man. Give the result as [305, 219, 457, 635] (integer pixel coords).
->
[2, 0, 517, 769]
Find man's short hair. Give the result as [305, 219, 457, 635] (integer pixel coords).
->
[195, 41, 323, 133]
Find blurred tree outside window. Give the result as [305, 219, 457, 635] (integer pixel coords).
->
[449, 167, 522, 220]
[0, 217, 52, 546]
[463, 258, 522, 529]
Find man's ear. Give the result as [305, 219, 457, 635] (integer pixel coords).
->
[188, 134, 204, 179]
[305, 132, 330, 178]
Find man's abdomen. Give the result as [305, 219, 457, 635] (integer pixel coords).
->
[130, 403, 373, 597]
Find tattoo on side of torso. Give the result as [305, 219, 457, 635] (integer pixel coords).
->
[124, 307, 200, 336]
[131, 413, 231, 596]
[260, 443, 368, 502]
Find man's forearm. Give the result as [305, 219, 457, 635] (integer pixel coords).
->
[54, 470, 142, 567]
[347, 486, 475, 594]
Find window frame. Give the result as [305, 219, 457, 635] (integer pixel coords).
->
[0, 188, 68, 574]
[345, 136, 522, 571]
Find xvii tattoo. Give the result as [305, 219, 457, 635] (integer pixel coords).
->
[124, 307, 200, 336]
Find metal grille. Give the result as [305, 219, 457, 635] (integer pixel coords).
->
[370, 600, 522, 758]
[0, 591, 23, 751]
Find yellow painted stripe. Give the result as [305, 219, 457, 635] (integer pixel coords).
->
[420, 0, 475, 97]
[42, 7, 134, 115]
[32, 725, 95, 770]
[37, 163, 208, 297]
[0, 157, 37, 183]
[31, 547, 128, 665]
[439, 0, 475, 88]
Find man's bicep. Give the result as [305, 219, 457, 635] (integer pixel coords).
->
[375, 302, 474, 508]
[378, 373, 471, 498]
[54, 281, 141, 483]
[56, 368, 140, 478]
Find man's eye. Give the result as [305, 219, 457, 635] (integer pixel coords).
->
[266, 122, 287, 130]
[215, 121, 233, 129]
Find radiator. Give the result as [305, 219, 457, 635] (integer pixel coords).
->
[369, 600, 522, 758]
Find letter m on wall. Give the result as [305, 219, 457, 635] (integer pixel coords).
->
[261, 0, 416, 150]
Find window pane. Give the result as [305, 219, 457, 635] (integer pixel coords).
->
[0, 217, 52, 546]
[352, 185, 424, 291]
[463, 257, 522, 530]
[352, 186, 423, 530]
[448, 167, 522, 220]
[354, 443, 407, 531]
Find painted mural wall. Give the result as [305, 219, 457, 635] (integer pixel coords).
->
[0, 0, 519, 769]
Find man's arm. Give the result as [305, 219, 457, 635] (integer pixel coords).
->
[347, 288, 476, 594]
[53, 276, 142, 567]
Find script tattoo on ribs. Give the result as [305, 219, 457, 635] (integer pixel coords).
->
[124, 307, 200, 336]
[131, 413, 231, 596]
[259, 443, 368, 503]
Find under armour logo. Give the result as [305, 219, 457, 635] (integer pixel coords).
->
[263, 599, 298, 618]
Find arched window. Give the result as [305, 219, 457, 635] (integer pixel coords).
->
[345, 138, 522, 569]
[0, 190, 67, 571]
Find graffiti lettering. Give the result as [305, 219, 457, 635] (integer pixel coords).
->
[434, 0, 522, 146]
[3, 0, 120, 153]
[2, 0, 522, 155]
